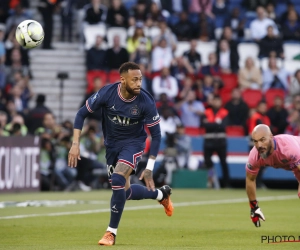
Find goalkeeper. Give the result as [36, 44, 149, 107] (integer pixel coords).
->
[246, 124, 300, 227]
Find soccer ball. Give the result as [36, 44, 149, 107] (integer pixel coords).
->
[15, 20, 44, 49]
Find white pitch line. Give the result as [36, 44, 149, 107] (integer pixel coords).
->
[0, 194, 296, 220]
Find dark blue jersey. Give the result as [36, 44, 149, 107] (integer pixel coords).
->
[85, 83, 160, 147]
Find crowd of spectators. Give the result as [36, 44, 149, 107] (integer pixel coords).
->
[0, 0, 300, 189]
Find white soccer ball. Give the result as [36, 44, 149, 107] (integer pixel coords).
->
[15, 20, 44, 49]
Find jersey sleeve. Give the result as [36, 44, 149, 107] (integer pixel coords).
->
[144, 99, 160, 128]
[286, 138, 300, 169]
[85, 86, 108, 113]
[245, 148, 261, 175]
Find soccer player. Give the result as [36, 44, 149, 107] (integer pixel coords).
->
[246, 124, 300, 227]
[68, 62, 174, 246]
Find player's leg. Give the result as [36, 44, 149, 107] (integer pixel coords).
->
[98, 162, 132, 246]
[119, 144, 173, 216]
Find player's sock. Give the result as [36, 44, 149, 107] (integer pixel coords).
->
[109, 173, 126, 229]
[126, 184, 163, 200]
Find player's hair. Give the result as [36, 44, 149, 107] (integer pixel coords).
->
[119, 62, 140, 75]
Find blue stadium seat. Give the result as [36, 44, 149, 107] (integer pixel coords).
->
[215, 16, 226, 28]
[228, 0, 243, 3]
[122, 0, 137, 11]
[295, 5, 300, 15]
[275, 3, 287, 17]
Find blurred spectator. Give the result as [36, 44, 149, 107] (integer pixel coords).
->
[5, 4, 27, 35]
[68, 124, 105, 191]
[130, 37, 151, 66]
[176, 89, 205, 128]
[212, 0, 228, 17]
[146, 1, 163, 27]
[219, 27, 239, 56]
[193, 12, 215, 41]
[267, 96, 288, 135]
[26, 94, 52, 135]
[279, 2, 299, 25]
[202, 94, 230, 188]
[175, 124, 192, 169]
[5, 99, 19, 123]
[60, 0, 76, 42]
[152, 67, 178, 101]
[224, 88, 249, 133]
[0, 26, 5, 90]
[5, 34, 29, 67]
[5, 49, 30, 86]
[0, 110, 9, 136]
[159, 105, 182, 137]
[0, 89, 6, 111]
[171, 11, 193, 41]
[40, 137, 55, 191]
[189, 0, 214, 18]
[248, 101, 270, 134]
[285, 109, 300, 135]
[128, 0, 148, 26]
[177, 76, 195, 101]
[9, 84, 25, 113]
[259, 25, 284, 59]
[289, 69, 300, 97]
[0, 0, 9, 24]
[5, 114, 27, 136]
[86, 35, 106, 70]
[35, 112, 61, 140]
[282, 9, 300, 41]
[201, 52, 221, 76]
[250, 6, 279, 41]
[201, 74, 223, 102]
[171, 56, 194, 86]
[151, 37, 172, 72]
[152, 17, 177, 51]
[224, 8, 245, 40]
[265, 2, 276, 22]
[84, 0, 107, 25]
[138, 63, 152, 92]
[183, 39, 201, 73]
[217, 39, 239, 74]
[238, 57, 262, 90]
[106, 0, 129, 27]
[160, 0, 189, 14]
[262, 56, 289, 92]
[37, 0, 57, 49]
[127, 22, 151, 54]
[242, 0, 275, 12]
[156, 93, 177, 115]
[105, 35, 129, 70]
[54, 136, 76, 190]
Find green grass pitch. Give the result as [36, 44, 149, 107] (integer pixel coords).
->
[0, 189, 299, 250]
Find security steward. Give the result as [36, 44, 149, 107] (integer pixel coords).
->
[202, 95, 230, 188]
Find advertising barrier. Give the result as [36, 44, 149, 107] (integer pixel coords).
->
[0, 136, 40, 193]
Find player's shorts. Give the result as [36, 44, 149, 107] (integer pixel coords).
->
[105, 142, 145, 182]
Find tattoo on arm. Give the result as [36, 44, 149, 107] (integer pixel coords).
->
[143, 169, 152, 180]
[114, 162, 133, 177]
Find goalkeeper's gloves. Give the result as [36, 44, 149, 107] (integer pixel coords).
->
[250, 200, 265, 227]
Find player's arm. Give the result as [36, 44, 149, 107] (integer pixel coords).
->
[68, 105, 90, 168]
[295, 164, 300, 198]
[139, 110, 161, 191]
[246, 171, 257, 201]
[68, 89, 105, 168]
[246, 167, 265, 227]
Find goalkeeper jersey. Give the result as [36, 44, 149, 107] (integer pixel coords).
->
[246, 134, 300, 182]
